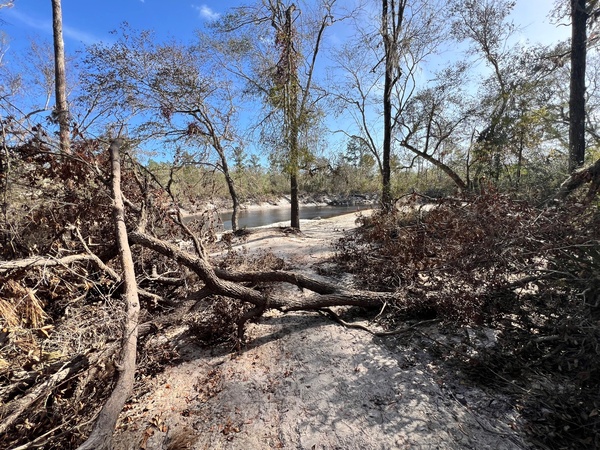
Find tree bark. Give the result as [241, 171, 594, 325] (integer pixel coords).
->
[285, 4, 301, 229]
[381, 0, 393, 209]
[569, 0, 587, 171]
[224, 170, 240, 232]
[380, 0, 406, 210]
[129, 230, 268, 307]
[290, 147, 300, 229]
[77, 139, 140, 450]
[216, 143, 240, 232]
[51, 0, 70, 153]
[205, 121, 241, 232]
[400, 141, 467, 191]
[0, 253, 98, 273]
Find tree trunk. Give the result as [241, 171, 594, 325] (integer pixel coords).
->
[380, 0, 406, 210]
[128, 229, 404, 312]
[264, 2, 330, 229]
[516, 133, 523, 190]
[569, 0, 587, 171]
[381, 0, 394, 210]
[228, 176, 240, 232]
[400, 141, 467, 191]
[555, 156, 600, 201]
[290, 120, 300, 229]
[219, 150, 240, 231]
[285, 4, 301, 229]
[51, 0, 70, 154]
[290, 171, 300, 229]
[77, 139, 140, 450]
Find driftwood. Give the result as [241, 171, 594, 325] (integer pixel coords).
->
[76, 139, 141, 450]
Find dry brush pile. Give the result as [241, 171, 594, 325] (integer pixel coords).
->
[1, 128, 600, 448]
[0, 135, 397, 449]
[335, 192, 600, 449]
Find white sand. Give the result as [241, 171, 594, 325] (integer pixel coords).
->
[112, 211, 525, 450]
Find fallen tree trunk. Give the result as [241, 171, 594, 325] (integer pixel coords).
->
[77, 139, 141, 450]
[0, 254, 99, 273]
[555, 157, 600, 201]
[128, 230, 399, 311]
[129, 230, 268, 308]
[0, 252, 163, 305]
[214, 268, 338, 295]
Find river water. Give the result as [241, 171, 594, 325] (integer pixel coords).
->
[217, 205, 370, 230]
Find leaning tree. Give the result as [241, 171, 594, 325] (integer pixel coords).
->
[80, 27, 244, 230]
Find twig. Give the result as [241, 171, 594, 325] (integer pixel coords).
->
[318, 307, 440, 336]
[70, 225, 119, 280]
[171, 208, 208, 260]
[0, 355, 88, 436]
[71, 224, 164, 304]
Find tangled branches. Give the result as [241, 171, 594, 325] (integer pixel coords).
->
[334, 191, 600, 448]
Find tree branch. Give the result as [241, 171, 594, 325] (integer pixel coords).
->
[77, 139, 141, 450]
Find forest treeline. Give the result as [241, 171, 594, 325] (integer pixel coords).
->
[1, 0, 600, 449]
[2, 0, 600, 219]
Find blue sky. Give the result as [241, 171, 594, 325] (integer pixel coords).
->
[1, 0, 227, 51]
[0, 0, 572, 163]
[1, 0, 569, 54]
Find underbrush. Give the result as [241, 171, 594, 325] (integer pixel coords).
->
[185, 249, 286, 346]
[334, 192, 600, 449]
[0, 266, 128, 449]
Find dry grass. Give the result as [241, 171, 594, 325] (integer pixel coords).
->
[0, 279, 48, 329]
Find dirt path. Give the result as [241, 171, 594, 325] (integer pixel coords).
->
[112, 212, 527, 449]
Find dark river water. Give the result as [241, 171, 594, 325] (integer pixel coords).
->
[217, 205, 370, 230]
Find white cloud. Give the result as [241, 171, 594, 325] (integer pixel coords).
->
[5, 9, 49, 33]
[62, 25, 102, 45]
[192, 4, 220, 21]
[6, 8, 102, 45]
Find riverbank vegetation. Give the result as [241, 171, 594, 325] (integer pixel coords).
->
[1, 0, 600, 448]
[336, 193, 600, 447]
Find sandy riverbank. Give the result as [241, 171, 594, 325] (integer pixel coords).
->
[111, 211, 525, 450]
